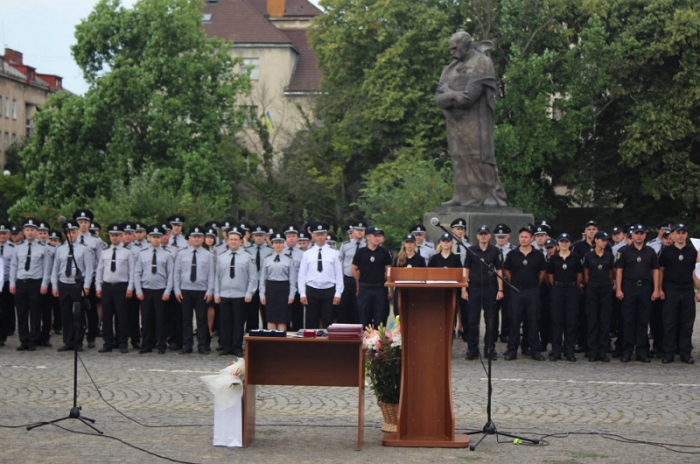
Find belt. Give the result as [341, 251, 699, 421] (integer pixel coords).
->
[624, 279, 652, 287]
[103, 281, 128, 286]
[343, 275, 355, 281]
[553, 281, 577, 288]
[17, 278, 42, 283]
[587, 281, 613, 288]
[664, 283, 694, 291]
[359, 282, 385, 289]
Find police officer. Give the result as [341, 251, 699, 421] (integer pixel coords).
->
[298, 232, 311, 251]
[134, 225, 174, 354]
[133, 222, 147, 249]
[429, 233, 463, 268]
[214, 226, 258, 357]
[532, 223, 550, 253]
[493, 224, 516, 343]
[260, 232, 297, 331]
[90, 222, 109, 251]
[73, 209, 101, 348]
[10, 225, 24, 245]
[450, 218, 471, 339]
[10, 218, 53, 351]
[95, 223, 134, 353]
[658, 224, 698, 364]
[547, 233, 583, 362]
[167, 215, 189, 250]
[503, 226, 547, 361]
[36, 220, 55, 348]
[174, 225, 215, 355]
[338, 220, 367, 324]
[462, 225, 504, 361]
[646, 221, 672, 254]
[615, 223, 660, 363]
[282, 224, 304, 331]
[124, 222, 144, 349]
[0, 221, 16, 346]
[582, 231, 615, 362]
[247, 225, 273, 331]
[410, 224, 435, 265]
[298, 222, 344, 329]
[51, 220, 93, 352]
[351, 226, 392, 329]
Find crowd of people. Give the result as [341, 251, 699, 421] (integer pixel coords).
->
[0, 212, 698, 365]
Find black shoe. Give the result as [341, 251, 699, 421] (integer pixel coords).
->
[466, 351, 479, 360]
[87, 341, 95, 348]
[16, 345, 28, 351]
[649, 349, 659, 358]
[521, 347, 531, 356]
[662, 357, 674, 364]
[233, 350, 244, 357]
[637, 355, 651, 363]
[574, 345, 586, 353]
[158, 348, 166, 354]
[75, 345, 83, 352]
[120, 348, 129, 354]
[215, 345, 223, 351]
[40, 341, 52, 347]
[504, 352, 517, 361]
[198, 347, 209, 355]
[567, 356, 577, 362]
[499, 335, 508, 343]
[131, 342, 141, 350]
[487, 351, 498, 361]
[179, 347, 193, 355]
[98, 347, 113, 353]
[548, 353, 560, 362]
[531, 353, 545, 361]
[168, 343, 181, 351]
[139, 347, 152, 354]
[680, 356, 694, 365]
[219, 350, 233, 356]
[612, 351, 623, 358]
[588, 356, 597, 362]
[621, 355, 631, 363]
[600, 355, 610, 363]
[54, 330, 62, 335]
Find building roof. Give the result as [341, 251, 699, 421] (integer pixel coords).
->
[246, 0, 322, 18]
[202, 0, 292, 44]
[283, 29, 321, 92]
[1, 49, 63, 91]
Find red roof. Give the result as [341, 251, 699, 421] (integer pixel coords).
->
[202, 0, 291, 44]
[283, 29, 321, 92]
[246, 0, 322, 18]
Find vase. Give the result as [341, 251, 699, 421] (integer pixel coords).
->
[377, 400, 399, 433]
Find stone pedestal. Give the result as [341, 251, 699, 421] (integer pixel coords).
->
[423, 205, 534, 246]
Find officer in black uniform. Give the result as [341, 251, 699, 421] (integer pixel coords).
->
[463, 225, 503, 361]
[582, 231, 615, 362]
[658, 223, 698, 364]
[503, 226, 547, 361]
[351, 226, 393, 328]
[493, 223, 516, 343]
[615, 223, 660, 363]
[572, 220, 599, 355]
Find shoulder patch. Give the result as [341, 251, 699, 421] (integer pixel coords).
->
[8, 243, 14, 247]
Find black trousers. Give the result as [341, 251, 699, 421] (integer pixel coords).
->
[550, 285, 579, 358]
[662, 285, 696, 358]
[576, 291, 588, 351]
[39, 287, 52, 343]
[539, 284, 551, 349]
[126, 294, 141, 345]
[0, 281, 15, 342]
[494, 285, 511, 341]
[181, 289, 208, 349]
[305, 286, 335, 329]
[621, 283, 652, 357]
[357, 286, 387, 329]
[338, 275, 358, 324]
[466, 283, 498, 354]
[650, 298, 664, 351]
[142, 288, 167, 350]
[611, 290, 622, 350]
[507, 287, 542, 354]
[15, 279, 43, 347]
[586, 284, 613, 358]
[245, 290, 262, 333]
[51, 292, 62, 332]
[86, 282, 98, 342]
[166, 291, 183, 348]
[101, 282, 129, 349]
[219, 297, 245, 355]
[289, 292, 303, 331]
[58, 281, 85, 347]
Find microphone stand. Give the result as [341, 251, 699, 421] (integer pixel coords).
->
[431, 220, 538, 450]
[28, 232, 102, 434]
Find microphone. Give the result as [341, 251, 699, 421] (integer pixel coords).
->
[58, 215, 67, 225]
[429, 217, 440, 226]
[430, 217, 459, 243]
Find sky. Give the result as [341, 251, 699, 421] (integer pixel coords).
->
[0, 0, 322, 96]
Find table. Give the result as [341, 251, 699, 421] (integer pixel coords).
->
[243, 336, 365, 450]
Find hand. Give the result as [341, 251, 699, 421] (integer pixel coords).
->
[40, 286, 48, 295]
[387, 292, 393, 302]
[137, 293, 145, 301]
[658, 290, 665, 300]
[651, 291, 659, 301]
[215, 296, 221, 304]
[52, 289, 59, 298]
[9, 286, 16, 295]
[244, 296, 252, 303]
[162, 293, 170, 301]
[260, 298, 266, 305]
[175, 293, 183, 302]
[83, 288, 90, 296]
[461, 288, 468, 300]
[287, 298, 294, 304]
[126, 289, 133, 298]
[96, 290, 102, 298]
[437, 82, 447, 93]
[695, 290, 700, 303]
[204, 294, 212, 303]
[616, 290, 624, 300]
[332, 296, 341, 305]
[496, 290, 504, 301]
[300, 297, 308, 305]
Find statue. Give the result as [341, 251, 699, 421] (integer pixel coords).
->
[436, 32, 508, 207]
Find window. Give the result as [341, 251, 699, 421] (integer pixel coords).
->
[242, 105, 258, 127]
[202, 13, 212, 23]
[12, 99, 17, 120]
[241, 58, 259, 80]
[3, 133, 8, 150]
[4, 98, 9, 118]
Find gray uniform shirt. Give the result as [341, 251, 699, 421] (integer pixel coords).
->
[259, 253, 297, 300]
[1, 242, 15, 283]
[134, 246, 174, 294]
[96, 244, 135, 291]
[77, 232, 101, 272]
[51, 242, 94, 288]
[215, 248, 258, 299]
[248, 244, 273, 282]
[338, 239, 367, 277]
[453, 238, 473, 266]
[174, 246, 215, 295]
[416, 242, 436, 265]
[10, 239, 52, 287]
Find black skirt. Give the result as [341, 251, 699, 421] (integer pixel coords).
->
[265, 280, 291, 324]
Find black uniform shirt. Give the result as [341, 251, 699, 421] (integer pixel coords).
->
[582, 250, 615, 284]
[428, 252, 462, 268]
[352, 245, 393, 284]
[658, 244, 698, 286]
[464, 244, 503, 284]
[615, 244, 659, 280]
[393, 253, 427, 268]
[503, 248, 547, 288]
[546, 252, 583, 282]
[573, 239, 612, 258]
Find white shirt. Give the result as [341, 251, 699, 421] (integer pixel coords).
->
[297, 244, 344, 298]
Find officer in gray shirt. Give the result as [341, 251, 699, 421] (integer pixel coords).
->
[174, 225, 215, 355]
[52, 220, 94, 352]
[73, 209, 101, 348]
[215, 226, 258, 357]
[260, 232, 298, 331]
[411, 224, 436, 265]
[337, 220, 367, 323]
[247, 225, 273, 331]
[0, 221, 16, 346]
[10, 218, 53, 351]
[95, 223, 135, 353]
[135, 224, 174, 354]
[283, 224, 304, 331]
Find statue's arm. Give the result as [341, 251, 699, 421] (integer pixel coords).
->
[453, 81, 486, 109]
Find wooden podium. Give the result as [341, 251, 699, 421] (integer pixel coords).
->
[383, 267, 469, 448]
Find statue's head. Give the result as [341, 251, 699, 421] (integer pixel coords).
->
[448, 31, 473, 61]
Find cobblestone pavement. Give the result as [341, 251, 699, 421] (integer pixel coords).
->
[1, 309, 699, 464]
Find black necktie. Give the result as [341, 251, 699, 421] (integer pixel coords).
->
[66, 246, 72, 277]
[80, 235, 85, 245]
[317, 249, 323, 272]
[256, 246, 261, 272]
[274, 254, 280, 262]
[172, 236, 177, 247]
[25, 242, 31, 271]
[190, 249, 197, 282]
[111, 247, 117, 272]
[151, 249, 157, 274]
[356, 241, 360, 253]
[229, 252, 236, 278]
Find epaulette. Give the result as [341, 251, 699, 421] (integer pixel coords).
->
[123, 244, 131, 250]
[101, 242, 109, 250]
[140, 247, 151, 252]
[38, 241, 46, 246]
[8, 242, 14, 247]
[162, 245, 169, 250]
[509, 244, 517, 249]
[48, 243, 56, 248]
[342, 240, 351, 245]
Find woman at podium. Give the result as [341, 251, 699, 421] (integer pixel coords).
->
[428, 234, 462, 268]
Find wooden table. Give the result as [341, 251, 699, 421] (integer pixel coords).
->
[243, 336, 365, 450]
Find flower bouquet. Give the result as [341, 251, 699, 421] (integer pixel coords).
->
[363, 317, 402, 432]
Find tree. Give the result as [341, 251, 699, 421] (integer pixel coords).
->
[13, 0, 250, 217]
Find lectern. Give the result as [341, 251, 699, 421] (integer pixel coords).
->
[383, 267, 469, 448]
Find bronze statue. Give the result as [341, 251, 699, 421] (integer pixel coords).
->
[436, 32, 508, 207]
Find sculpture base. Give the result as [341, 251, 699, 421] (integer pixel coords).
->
[423, 207, 534, 246]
